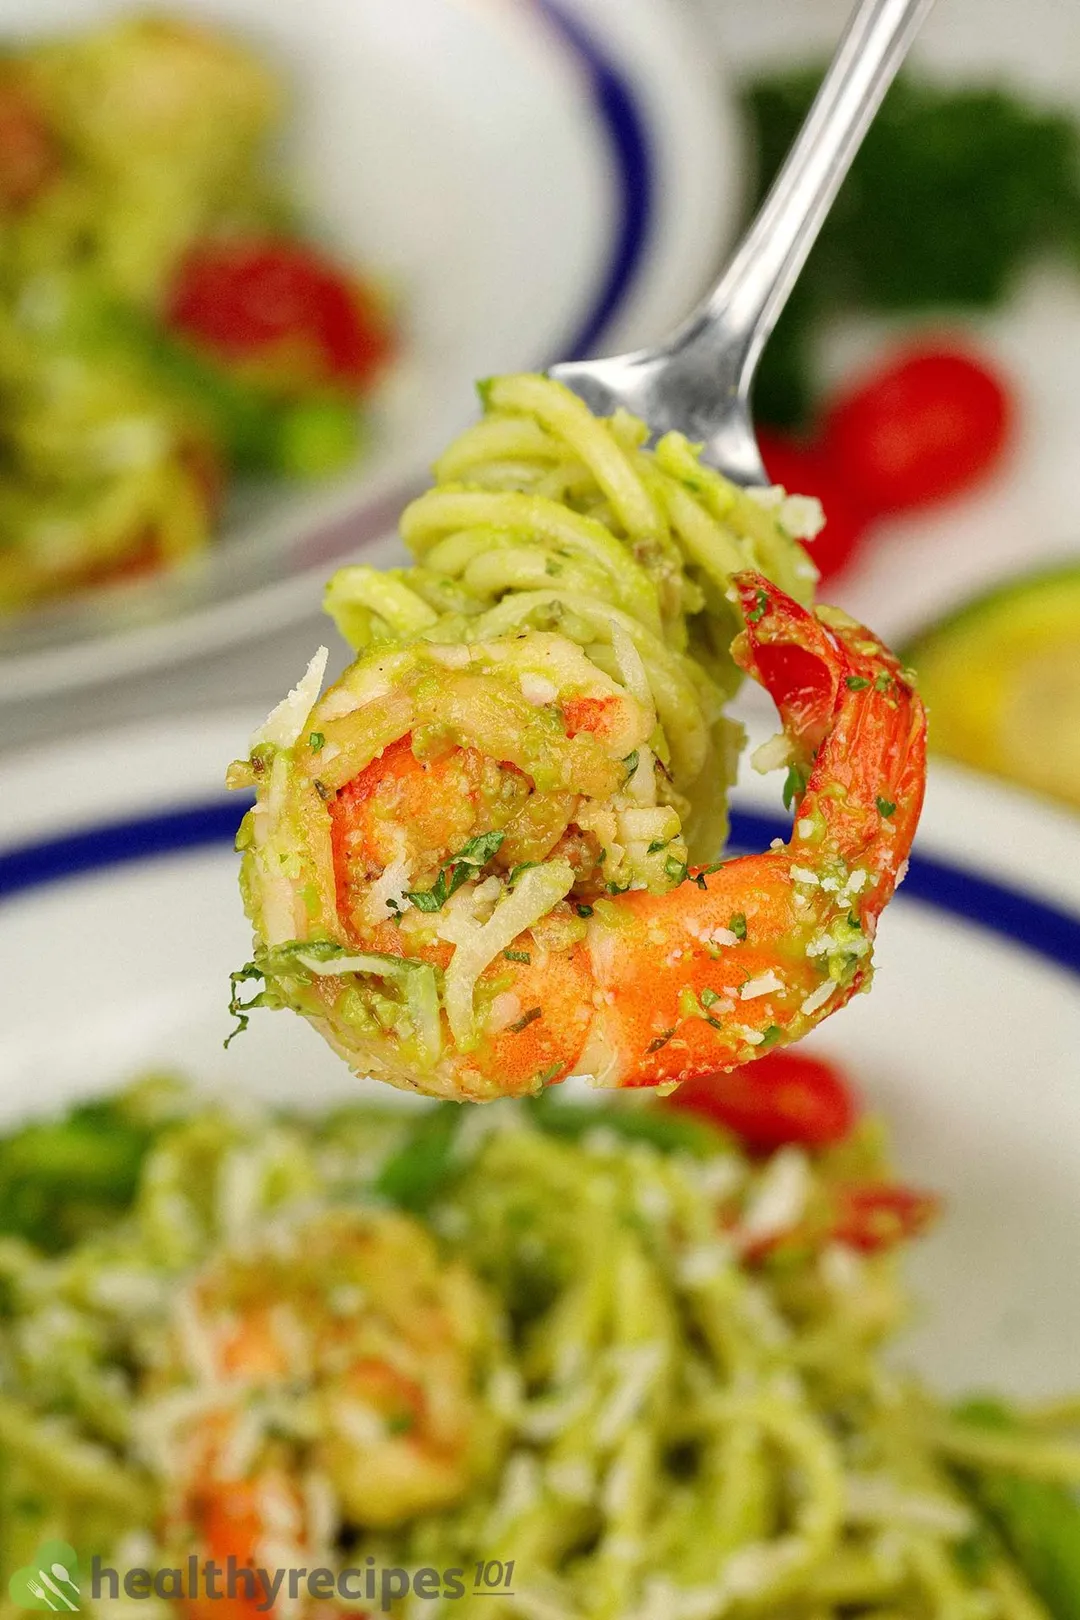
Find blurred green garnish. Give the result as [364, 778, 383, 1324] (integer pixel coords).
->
[0, 1078, 180, 1254]
[745, 69, 1080, 429]
[951, 1398, 1080, 1619]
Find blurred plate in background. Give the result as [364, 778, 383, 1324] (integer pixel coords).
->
[1, 713, 1078, 1398]
[0, 0, 742, 700]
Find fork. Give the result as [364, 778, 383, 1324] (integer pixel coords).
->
[552, 0, 937, 484]
[26, 1583, 58, 1612]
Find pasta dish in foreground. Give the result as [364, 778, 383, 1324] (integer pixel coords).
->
[0, 1060, 1076, 1620]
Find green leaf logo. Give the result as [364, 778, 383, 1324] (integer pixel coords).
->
[8, 1543, 80, 1611]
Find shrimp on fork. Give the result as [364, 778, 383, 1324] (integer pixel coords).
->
[228, 572, 925, 1102]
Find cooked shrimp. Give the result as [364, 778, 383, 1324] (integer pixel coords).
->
[152, 1209, 505, 1588]
[228, 374, 923, 1099]
[229, 572, 924, 1102]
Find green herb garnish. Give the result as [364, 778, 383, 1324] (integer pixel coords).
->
[783, 763, 809, 810]
[746, 587, 770, 625]
[375, 1105, 463, 1213]
[405, 830, 506, 913]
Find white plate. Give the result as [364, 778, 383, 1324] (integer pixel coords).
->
[0, 0, 742, 699]
[1, 711, 1078, 1400]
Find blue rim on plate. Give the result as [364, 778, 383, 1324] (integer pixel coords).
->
[535, 0, 654, 360]
[2, 803, 1078, 979]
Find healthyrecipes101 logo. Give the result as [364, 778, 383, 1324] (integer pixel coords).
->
[9, 1545, 519, 1613]
[8, 1543, 81, 1611]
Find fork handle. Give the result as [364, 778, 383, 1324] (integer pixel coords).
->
[676, 0, 937, 396]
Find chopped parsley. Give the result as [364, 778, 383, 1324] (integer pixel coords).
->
[845, 675, 870, 692]
[623, 750, 640, 782]
[874, 672, 894, 694]
[647, 838, 670, 855]
[225, 958, 289, 1047]
[876, 795, 897, 818]
[507, 861, 538, 887]
[746, 587, 770, 625]
[308, 731, 326, 753]
[503, 949, 532, 965]
[405, 830, 506, 913]
[729, 913, 748, 941]
[701, 988, 722, 1008]
[783, 762, 809, 810]
[646, 1028, 675, 1054]
[509, 1007, 542, 1034]
[575, 903, 594, 919]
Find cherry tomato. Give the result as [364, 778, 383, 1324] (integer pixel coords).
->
[821, 345, 1012, 515]
[832, 1182, 940, 1252]
[757, 429, 870, 582]
[167, 239, 393, 390]
[0, 82, 57, 209]
[668, 1049, 859, 1152]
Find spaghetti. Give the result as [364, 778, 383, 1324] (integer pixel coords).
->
[229, 375, 925, 1101]
[0, 1077, 1075, 1619]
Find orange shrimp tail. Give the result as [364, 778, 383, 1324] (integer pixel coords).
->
[731, 571, 927, 918]
[584, 573, 926, 1089]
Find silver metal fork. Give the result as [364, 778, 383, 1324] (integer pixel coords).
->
[552, 0, 937, 484]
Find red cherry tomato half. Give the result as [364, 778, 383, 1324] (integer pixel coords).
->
[0, 83, 57, 208]
[832, 1182, 941, 1253]
[821, 346, 1012, 516]
[667, 1049, 859, 1152]
[168, 239, 393, 390]
[757, 429, 870, 583]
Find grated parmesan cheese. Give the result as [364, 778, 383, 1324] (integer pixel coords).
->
[740, 970, 784, 1000]
[251, 647, 328, 750]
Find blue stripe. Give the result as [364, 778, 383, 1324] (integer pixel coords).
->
[728, 809, 1080, 980]
[2, 801, 1079, 980]
[535, 0, 654, 359]
[0, 802, 249, 898]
